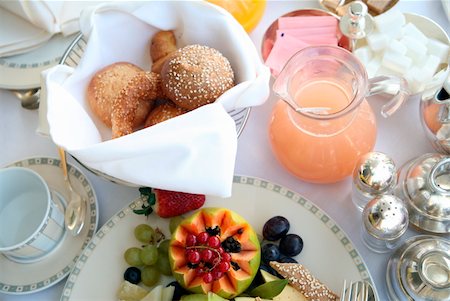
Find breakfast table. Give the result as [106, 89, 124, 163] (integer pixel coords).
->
[0, 1, 449, 301]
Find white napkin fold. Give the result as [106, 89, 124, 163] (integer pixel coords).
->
[0, 1, 97, 57]
[39, 1, 271, 197]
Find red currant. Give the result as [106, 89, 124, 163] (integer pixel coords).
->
[222, 252, 232, 262]
[218, 261, 230, 273]
[200, 249, 214, 262]
[217, 246, 224, 254]
[207, 236, 221, 248]
[185, 234, 197, 247]
[212, 269, 223, 280]
[203, 272, 213, 283]
[187, 250, 201, 264]
[197, 232, 209, 244]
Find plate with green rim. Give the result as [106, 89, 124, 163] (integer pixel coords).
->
[61, 175, 374, 300]
[0, 157, 98, 295]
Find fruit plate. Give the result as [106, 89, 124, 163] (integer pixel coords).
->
[60, 175, 374, 300]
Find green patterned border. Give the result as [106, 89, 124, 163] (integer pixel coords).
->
[0, 157, 98, 294]
[0, 57, 60, 69]
[60, 175, 372, 300]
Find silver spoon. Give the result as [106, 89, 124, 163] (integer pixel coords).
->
[58, 147, 86, 236]
[12, 88, 40, 110]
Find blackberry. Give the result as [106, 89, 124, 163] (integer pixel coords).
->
[221, 237, 241, 253]
[205, 226, 221, 237]
[230, 261, 241, 271]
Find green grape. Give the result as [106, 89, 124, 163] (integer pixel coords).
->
[134, 224, 156, 243]
[155, 253, 172, 276]
[124, 247, 143, 266]
[141, 265, 160, 287]
[140, 245, 158, 266]
[169, 216, 184, 233]
[158, 239, 170, 255]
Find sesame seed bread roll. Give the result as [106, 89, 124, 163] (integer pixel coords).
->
[144, 101, 188, 127]
[161, 44, 235, 110]
[150, 30, 178, 74]
[111, 71, 163, 138]
[87, 62, 153, 129]
[270, 262, 339, 301]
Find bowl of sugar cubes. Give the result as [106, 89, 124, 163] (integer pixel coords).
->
[354, 10, 450, 97]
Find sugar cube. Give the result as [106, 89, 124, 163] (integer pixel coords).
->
[427, 38, 450, 63]
[366, 57, 381, 78]
[420, 55, 441, 78]
[381, 51, 412, 74]
[401, 36, 428, 62]
[366, 32, 390, 52]
[401, 23, 428, 44]
[354, 46, 373, 64]
[387, 39, 407, 55]
[374, 10, 405, 33]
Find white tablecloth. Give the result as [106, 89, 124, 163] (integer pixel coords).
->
[0, 1, 448, 301]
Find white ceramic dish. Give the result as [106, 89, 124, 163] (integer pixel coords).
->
[61, 175, 374, 301]
[0, 157, 98, 295]
[0, 33, 76, 90]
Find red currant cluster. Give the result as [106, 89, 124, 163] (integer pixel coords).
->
[184, 232, 232, 283]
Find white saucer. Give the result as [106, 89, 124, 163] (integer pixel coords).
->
[0, 33, 76, 90]
[0, 157, 98, 295]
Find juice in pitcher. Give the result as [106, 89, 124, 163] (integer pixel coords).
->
[269, 46, 408, 183]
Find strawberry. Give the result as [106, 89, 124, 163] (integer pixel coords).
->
[134, 187, 205, 218]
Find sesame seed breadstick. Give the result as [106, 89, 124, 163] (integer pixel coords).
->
[270, 262, 339, 301]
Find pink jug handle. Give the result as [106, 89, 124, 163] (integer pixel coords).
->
[367, 75, 410, 118]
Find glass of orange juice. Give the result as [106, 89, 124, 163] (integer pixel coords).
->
[269, 46, 409, 183]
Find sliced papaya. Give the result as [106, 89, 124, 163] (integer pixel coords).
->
[169, 208, 261, 299]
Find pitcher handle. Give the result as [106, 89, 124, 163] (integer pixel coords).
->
[367, 75, 410, 118]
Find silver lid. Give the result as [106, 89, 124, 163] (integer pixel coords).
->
[386, 235, 450, 301]
[353, 152, 397, 194]
[397, 153, 450, 234]
[339, 1, 374, 40]
[363, 195, 408, 240]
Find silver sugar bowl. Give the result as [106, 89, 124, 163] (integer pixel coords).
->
[386, 235, 450, 301]
[396, 153, 450, 234]
[352, 152, 397, 211]
[420, 74, 450, 154]
[361, 195, 409, 253]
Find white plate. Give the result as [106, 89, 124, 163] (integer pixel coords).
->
[0, 33, 76, 90]
[61, 175, 374, 300]
[0, 157, 98, 295]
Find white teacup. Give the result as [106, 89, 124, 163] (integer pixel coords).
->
[0, 167, 65, 263]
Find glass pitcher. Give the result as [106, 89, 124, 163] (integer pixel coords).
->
[269, 45, 409, 183]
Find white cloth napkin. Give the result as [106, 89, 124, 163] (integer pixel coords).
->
[39, 1, 271, 197]
[0, 1, 97, 57]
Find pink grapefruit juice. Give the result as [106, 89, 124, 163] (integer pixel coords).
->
[269, 79, 377, 183]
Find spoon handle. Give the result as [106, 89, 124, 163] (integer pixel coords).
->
[58, 147, 69, 182]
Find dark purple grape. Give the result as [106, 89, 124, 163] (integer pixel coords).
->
[262, 216, 290, 241]
[278, 255, 298, 263]
[123, 266, 141, 284]
[279, 234, 303, 257]
[261, 243, 281, 263]
[166, 281, 189, 300]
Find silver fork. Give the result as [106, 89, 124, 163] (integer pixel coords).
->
[340, 280, 375, 301]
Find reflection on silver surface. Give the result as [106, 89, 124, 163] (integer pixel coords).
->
[361, 195, 408, 253]
[386, 235, 450, 301]
[352, 152, 397, 210]
[396, 153, 450, 234]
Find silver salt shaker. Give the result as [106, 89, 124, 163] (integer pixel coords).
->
[361, 195, 409, 253]
[352, 152, 397, 211]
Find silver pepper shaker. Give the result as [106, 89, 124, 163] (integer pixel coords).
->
[352, 152, 397, 211]
[361, 195, 408, 253]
